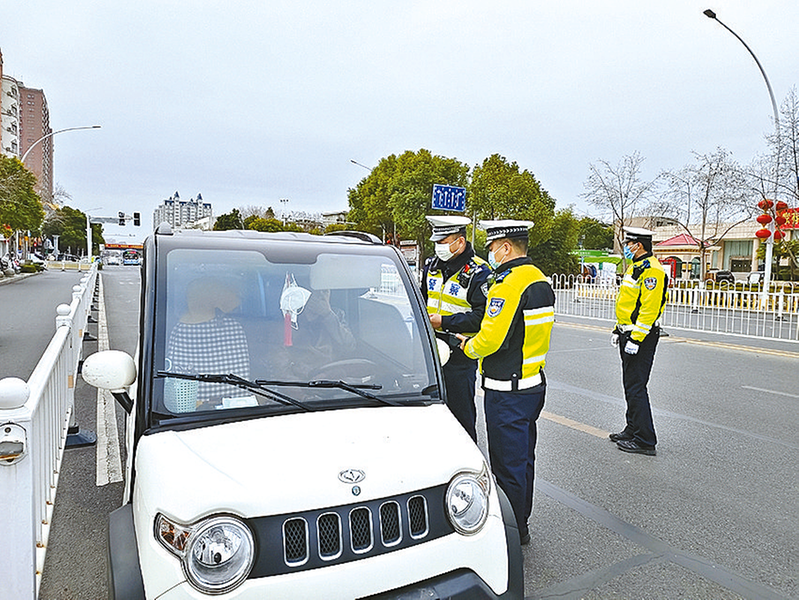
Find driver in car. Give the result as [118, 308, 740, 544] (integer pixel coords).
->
[273, 288, 356, 381]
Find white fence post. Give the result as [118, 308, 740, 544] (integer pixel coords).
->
[0, 378, 37, 599]
[0, 263, 98, 599]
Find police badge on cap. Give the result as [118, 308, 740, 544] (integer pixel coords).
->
[622, 226, 655, 244]
[480, 220, 535, 243]
[427, 215, 471, 242]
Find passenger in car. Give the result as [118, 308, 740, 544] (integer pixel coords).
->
[164, 277, 251, 410]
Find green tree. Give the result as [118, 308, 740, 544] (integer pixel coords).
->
[390, 149, 470, 262]
[214, 209, 244, 230]
[347, 155, 398, 241]
[578, 216, 613, 250]
[528, 208, 580, 275]
[41, 206, 104, 255]
[469, 154, 555, 248]
[0, 155, 45, 234]
[347, 150, 470, 263]
[246, 216, 284, 232]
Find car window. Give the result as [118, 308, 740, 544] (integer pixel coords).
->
[153, 246, 435, 417]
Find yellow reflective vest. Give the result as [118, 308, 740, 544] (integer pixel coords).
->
[423, 249, 489, 337]
[615, 254, 669, 342]
[464, 258, 555, 389]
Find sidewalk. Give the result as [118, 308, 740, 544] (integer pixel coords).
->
[0, 271, 41, 286]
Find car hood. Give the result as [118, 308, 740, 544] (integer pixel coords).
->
[134, 404, 484, 522]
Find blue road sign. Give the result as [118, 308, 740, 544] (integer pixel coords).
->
[432, 184, 466, 212]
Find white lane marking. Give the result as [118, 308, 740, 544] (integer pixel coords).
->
[95, 276, 123, 486]
[741, 385, 799, 400]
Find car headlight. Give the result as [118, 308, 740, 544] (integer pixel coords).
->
[445, 464, 490, 535]
[156, 514, 255, 595]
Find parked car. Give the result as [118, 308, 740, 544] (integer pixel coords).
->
[748, 271, 765, 285]
[82, 226, 523, 599]
[711, 270, 735, 284]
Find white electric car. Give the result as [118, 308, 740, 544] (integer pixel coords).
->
[83, 226, 523, 599]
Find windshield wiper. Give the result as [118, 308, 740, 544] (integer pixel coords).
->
[255, 379, 400, 406]
[157, 371, 314, 412]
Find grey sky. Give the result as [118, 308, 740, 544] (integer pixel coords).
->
[3, 1, 798, 243]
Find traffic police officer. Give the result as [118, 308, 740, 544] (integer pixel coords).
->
[422, 215, 490, 441]
[610, 226, 668, 456]
[459, 220, 555, 545]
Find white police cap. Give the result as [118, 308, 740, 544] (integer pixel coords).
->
[427, 215, 471, 242]
[622, 226, 655, 243]
[480, 220, 534, 243]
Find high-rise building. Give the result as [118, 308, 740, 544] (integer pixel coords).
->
[153, 191, 213, 229]
[0, 50, 53, 201]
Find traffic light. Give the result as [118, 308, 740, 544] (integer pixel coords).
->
[118, 211, 125, 226]
[133, 212, 140, 226]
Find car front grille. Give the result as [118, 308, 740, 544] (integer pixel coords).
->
[248, 484, 452, 579]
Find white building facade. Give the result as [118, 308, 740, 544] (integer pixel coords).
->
[152, 192, 213, 230]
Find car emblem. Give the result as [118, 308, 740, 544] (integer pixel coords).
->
[338, 469, 365, 484]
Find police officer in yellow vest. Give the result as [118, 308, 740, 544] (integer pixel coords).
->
[610, 226, 668, 456]
[459, 220, 555, 545]
[422, 215, 490, 442]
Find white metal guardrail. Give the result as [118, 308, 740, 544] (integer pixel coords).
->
[552, 274, 799, 342]
[0, 265, 98, 599]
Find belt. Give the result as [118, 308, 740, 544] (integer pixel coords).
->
[617, 321, 660, 333]
[482, 372, 543, 391]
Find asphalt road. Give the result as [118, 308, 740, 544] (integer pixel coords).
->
[0, 269, 90, 379]
[18, 267, 799, 599]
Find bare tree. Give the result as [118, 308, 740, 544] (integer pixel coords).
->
[652, 148, 751, 280]
[581, 152, 658, 257]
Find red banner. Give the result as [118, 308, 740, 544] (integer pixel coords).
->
[781, 207, 799, 230]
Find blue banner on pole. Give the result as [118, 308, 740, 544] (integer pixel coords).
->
[431, 184, 466, 212]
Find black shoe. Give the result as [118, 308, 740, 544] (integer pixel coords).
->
[609, 431, 634, 442]
[616, 439, 656, 456]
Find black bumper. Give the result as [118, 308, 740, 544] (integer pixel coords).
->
[363, 487, 524, 599]
[107, 503, 146, 600]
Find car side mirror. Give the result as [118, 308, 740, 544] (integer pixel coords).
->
[82, 350, 137, 414]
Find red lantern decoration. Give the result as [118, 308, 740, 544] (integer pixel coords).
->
[756, 228, 772, 239]
[773, 229, 785, 240]
[776, 215, 787, 226]
[775, 200, 788, 212]
[758, 199, 775, 210]
[757, 213, 773, 225]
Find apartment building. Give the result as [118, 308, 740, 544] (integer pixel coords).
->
[152, 191, 213, 229]
[1, 50, 54, 200]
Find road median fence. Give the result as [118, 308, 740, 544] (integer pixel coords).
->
[552, 274, 799, 342]
[0, 264, 98, 599]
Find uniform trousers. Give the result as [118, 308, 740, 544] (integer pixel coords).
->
[619, 330, 659, 448]
[443, 357, 478, 442]
[484, 383, 546, 538]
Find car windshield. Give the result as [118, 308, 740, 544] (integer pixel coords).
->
[151, 243, 438, 417]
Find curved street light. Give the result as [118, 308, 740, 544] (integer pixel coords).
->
[20, 124, 102, 163]
[703, 9, 780, 300]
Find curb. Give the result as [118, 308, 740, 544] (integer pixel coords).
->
[0, 271, 41, 286]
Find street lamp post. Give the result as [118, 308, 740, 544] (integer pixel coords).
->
[703, 9, 781, 302]
[20, 124, 102, 164]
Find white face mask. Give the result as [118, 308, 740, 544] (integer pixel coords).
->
[435, 241, 456, 262]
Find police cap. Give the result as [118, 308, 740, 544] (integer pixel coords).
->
[622, 226, 655, 244]
[427, 215, 471, 242]
[480, 220, 535, 243]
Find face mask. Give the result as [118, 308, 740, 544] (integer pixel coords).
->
[435, 241, 456, 262]
[488, 244, 505, 269]
[623, 245, 635, 260]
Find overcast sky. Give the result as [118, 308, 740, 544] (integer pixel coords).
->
[4, 0, 799, 243]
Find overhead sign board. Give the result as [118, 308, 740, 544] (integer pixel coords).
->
[431, 184, 466, 212]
